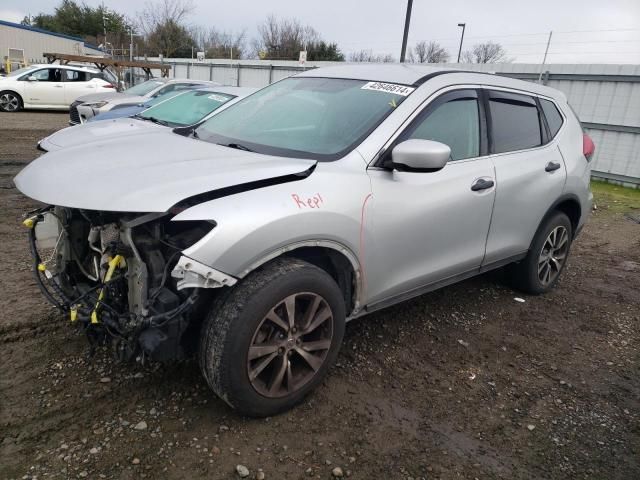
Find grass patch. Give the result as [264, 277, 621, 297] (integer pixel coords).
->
[591, 180, 640, 213]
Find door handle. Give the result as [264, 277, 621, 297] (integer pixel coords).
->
[471, 178, 495, 191]
[54, 85, 63, 88]
[545, 161, 561, 172]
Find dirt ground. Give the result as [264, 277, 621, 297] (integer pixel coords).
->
[1, 111, 639, 480]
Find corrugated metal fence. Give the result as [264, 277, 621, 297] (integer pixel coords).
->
[147, 59, 640, 186]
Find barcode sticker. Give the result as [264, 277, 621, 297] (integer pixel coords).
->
[361, 82, 415, 96]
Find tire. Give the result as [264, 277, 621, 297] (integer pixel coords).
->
[199, 257, 346, 417]
[511, 211, 573, 295]
[0, 91, 23, 112]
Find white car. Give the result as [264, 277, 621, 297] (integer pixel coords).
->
[0, 64, 117, 112]
[71, 78, 217, 125]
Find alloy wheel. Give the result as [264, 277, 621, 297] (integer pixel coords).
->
[247, 292, 334, 398]
[0, 93, 19, 112]
[538, 225, 569, 286]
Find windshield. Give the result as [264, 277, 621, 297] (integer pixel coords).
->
[195, 77, 412, 160]
[145, 89, 188, 107]
[139, 90, 235, 126]
[7, 66, 35, 77]
[124, 79, 164, 96]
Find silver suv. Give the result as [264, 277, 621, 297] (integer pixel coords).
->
[15, 65, 594, 417]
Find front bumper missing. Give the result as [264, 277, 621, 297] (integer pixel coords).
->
[171, 256, 237, 290]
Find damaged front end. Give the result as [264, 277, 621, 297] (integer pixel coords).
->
[24, 206, 234, 362]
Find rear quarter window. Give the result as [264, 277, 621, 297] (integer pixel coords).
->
[540, 99, 564, 138]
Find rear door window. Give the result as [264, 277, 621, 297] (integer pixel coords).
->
[64, 70, 89, 82]
[540, 99, 564, 138]
[488, 91, 542, 153]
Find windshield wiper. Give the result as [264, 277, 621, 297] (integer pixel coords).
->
[145, 116, 169, 126]
[133, 114, 169, 126]
[218, 142, 254, 152]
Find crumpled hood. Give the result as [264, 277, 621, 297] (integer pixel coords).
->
[41, 118, 164, 152]
[15, 131, 316, 212]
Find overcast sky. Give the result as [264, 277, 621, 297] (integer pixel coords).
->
[2, 0, 640, 63]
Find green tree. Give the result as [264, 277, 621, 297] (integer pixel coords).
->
[27, 0, 129, 39]
[307, 41, 344, 61]
[138, 0, 196, 58]
[147, 20, 195, 58]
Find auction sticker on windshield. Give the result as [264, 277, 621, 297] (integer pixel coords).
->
[361, 82, 415, 96]
[208, 94, 230, 102]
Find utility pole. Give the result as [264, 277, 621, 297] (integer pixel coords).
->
[102, 1, 107, 55]
[538, 31, 553, 83]
[399, 0, 413, 63]
[457, 23, 466, 63]
[129, 27, 134, 87]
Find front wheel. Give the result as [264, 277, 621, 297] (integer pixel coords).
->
[511, 211, 573, 294]
[0, 91, 22, 112]
[199, 258, 346, 417]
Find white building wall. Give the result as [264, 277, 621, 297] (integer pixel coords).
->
[0, 23, 103, 64]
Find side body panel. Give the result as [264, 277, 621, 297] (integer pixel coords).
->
[64, 74, 99, 104]
[365, 159, 495, 304]
[483, 143, 566, 264]
[23, 69, 65, 107]
[174, 75, 583, 312]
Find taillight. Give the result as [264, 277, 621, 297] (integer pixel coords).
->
[101, 83, 115, 88]
[583, 133, 595, 161]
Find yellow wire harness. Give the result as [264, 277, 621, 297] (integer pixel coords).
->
[90, 255, 126, 324]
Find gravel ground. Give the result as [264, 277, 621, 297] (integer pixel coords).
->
[1, 111, 639, 480]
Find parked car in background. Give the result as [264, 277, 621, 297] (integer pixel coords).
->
[15, 65, 594, 417]
[38, 86, 256, 152]
[87, 85, 254, 123]
[0, 64, 117, 112]
[69, 78, 217, 125]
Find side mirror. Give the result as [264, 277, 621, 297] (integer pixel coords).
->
[27, 75, 37, 82]
[390, 139, 450, 172]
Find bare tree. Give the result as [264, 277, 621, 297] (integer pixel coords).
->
[348, 49, 395, 63]
[191, 25, 247, 59]
[462, 41, 510, 63]
[413, 41, 449, 63]
[253, 15, 321, 60]
[137, 0, 195, 57]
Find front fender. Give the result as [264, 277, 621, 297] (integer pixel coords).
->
[171, 166, 372, 281]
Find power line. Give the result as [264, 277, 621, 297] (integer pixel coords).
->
[338, 32, 640, 48]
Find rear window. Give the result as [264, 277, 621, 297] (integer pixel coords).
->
[139, 90, 235, 126]
[124, 79, 164, 96]
[489, 91, 542, 153]
[540, 99, 564, 138]
[89, 71, 115, 83]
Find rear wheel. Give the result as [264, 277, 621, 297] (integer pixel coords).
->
[199, 258, 345, 417]
[511, 211, 572, 294]
[0, 91, 22, 112]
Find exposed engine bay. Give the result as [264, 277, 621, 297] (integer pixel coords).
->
[24, 206, 226, 362]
